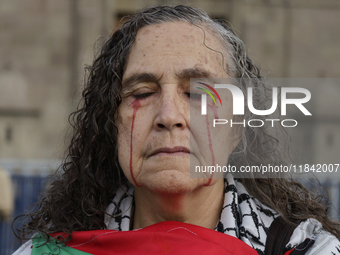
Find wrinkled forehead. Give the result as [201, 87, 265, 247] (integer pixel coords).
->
[123, 21, 227, 79]
[137, 21, 218, 43]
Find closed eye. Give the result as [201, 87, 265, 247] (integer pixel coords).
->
[133, 92, 154, 99]
[185, 92, 201, 100]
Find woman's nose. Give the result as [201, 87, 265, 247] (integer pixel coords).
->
[153, 89, 187, 131]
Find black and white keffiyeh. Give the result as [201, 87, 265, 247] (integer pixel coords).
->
[104, 173, 340, 255]
[104, 174, 278, 254]
[12, 174, 340, 255]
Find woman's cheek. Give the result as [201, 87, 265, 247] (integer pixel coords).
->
[117, 124, 132, 180]
[117, 100, 146, 187]
[117, 103, 136, 184]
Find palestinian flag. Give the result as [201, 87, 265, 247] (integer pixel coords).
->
[31, 221, 259, 255]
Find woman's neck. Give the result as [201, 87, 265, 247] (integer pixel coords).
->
[132, 178, 225, 230]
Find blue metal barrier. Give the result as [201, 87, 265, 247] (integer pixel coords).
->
[0, 174, 48, 255]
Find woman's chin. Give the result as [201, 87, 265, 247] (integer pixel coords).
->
[136, 170, 217, 194]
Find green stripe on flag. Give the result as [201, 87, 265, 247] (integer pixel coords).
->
[31, 234, 92, 255]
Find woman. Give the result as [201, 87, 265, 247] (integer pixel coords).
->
[14, 5, 340, 255]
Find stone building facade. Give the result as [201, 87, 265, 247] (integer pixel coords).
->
[0, 0, 339, 166]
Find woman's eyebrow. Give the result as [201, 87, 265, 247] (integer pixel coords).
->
[122, 72, 161, 89]
[176, 68, 217, 79]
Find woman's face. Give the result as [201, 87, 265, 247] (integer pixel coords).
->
[116, 22, 239, 193]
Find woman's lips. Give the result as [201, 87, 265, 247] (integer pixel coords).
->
[149, 146, 191, 157]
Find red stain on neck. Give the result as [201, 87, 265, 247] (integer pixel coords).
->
[130, 99, 141, 187]
[204, 113, 215, 186]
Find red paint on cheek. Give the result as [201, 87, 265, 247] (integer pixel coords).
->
[130, 99, 141, 187]
[204, 113, 215, 186]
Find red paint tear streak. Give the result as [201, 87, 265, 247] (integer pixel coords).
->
[204, 113, 215, 186]
[130, 100, 141, 187]
[209, 102, 219, 120]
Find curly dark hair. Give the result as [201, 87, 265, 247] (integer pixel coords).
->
[14, 5, 340, 243]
